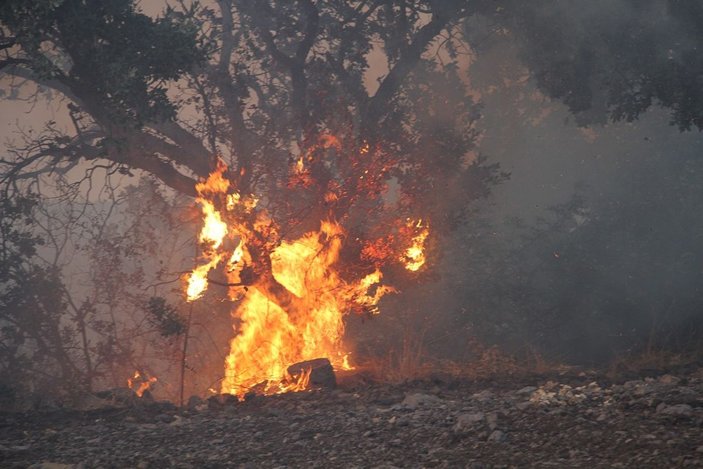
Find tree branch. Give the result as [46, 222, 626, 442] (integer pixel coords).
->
[362, 4, 464, 130]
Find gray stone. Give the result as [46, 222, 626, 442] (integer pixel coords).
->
[453, 411, 485, 431]
[400, 393, 441, 410]
[486, 412, 499, 430]
[187, 395, 204, 410]
[658, 374, 680, 385]
[516, 386, 538, 395]
[515, 401, 531, 411]
[657, 403, 693, 416]
[28, 464, 76, 469]
[93, 387, 136, 406]
[471, 390, 494, 402]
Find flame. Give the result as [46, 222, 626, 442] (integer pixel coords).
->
[127, 371, 157, 397]
[319, 134, 341, 150]
[339, 353, 354, 371]
[186, 162, 231, 302]
[198, 200, 227, 249]
[283, 367, 312, 394]
[187, 254, 222, 301]
[401, 219, 429, 272]
[350, 269, 396, 314]
[195, 160, 230, 195]
[221, 220, 382, 398]
[292, 133, 342, 176]
[295, 156, 306, 174]
[227, 240, 245, 269]
[186, 161, 403, 399]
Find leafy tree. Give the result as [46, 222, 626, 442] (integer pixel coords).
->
[502, 0, 703, 130]
[5, 0, 703, 379]
[0, 194, 85, 400]
[1, 0, 500, 313]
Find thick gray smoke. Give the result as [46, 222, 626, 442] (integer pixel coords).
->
[356, 2, 703, 365]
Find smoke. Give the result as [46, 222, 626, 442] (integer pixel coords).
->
[390, 2, 703, 365]
[4, 1, 703, 402]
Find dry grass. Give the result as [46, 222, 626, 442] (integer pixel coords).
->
[358, 328, 570, 384]
[606, 347, 703, 380]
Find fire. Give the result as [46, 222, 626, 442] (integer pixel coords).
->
[185, 164, 232, 302]
[187, 254, 222, 301]
[401, 219, 429, 272]
[222, 220, 379, 397]
[127, 371, 157, 397]
[198, 200, 228, 248]
[227, 240, 244, 269]
[185, 158, 428, 399]
[292, 133, 342, 175]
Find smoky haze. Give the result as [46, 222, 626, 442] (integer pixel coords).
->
[359, 2, 703, 365]
[2, 0, 703, 404]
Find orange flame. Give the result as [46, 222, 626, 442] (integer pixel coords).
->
[127, 371, 157, 397]
[186, 162, 231, 302]
[187, 161, 401, 399]
[221, 220, 386, 398]
[283, 367, 312, 393]
[401, 219, 429, 272]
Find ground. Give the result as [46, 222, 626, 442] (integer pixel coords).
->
[1, 367, 703, 468]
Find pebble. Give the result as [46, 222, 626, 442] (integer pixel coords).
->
[2, 368, 702, 467]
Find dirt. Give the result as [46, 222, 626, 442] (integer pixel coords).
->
[1, 368, 703, 468]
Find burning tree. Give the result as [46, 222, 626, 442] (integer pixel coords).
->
[0, 0, 504, 398]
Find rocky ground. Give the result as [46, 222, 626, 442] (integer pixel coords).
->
[2, 367, 703, 468]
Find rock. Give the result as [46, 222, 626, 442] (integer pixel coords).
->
[169, 415, 184, 427]
[486, 412, 499, 430]
[487, 430, 507, 443]
[516, 386, 537, 396]
[207, 393, 238, 409]
[657, 403, 693, 417]
[4, 366, 703, 467]
[94, 387, 136, 406]
[399, 393, 441, 410]
[187, 395, 204, 411]
[155, 413, 175, 424]
[471, 390, 494, 403]
[28, 464, 76, 469]
[529, 388, 557, 406]
[287, 358, 336, 390]
[658, 374, 680, 385]
[514, 401, 530, 411]
[72, 393, 114, 411]
[453, 412, 485, 431]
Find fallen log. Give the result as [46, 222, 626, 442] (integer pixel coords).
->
[287, 358, 336, 390]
